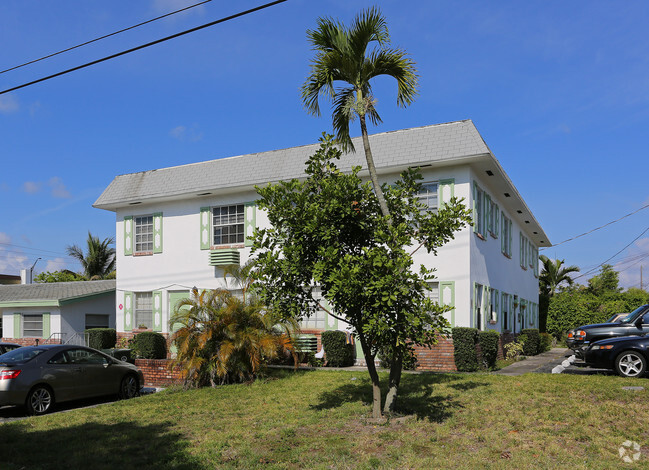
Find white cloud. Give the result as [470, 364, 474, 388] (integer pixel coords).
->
[0, 232, 10, 245]
[48, 177, 71, 199]
[45, 257, 67, 272]
[22, 181, 42, 194]
[0, 94, 19, 114]
[169, 124, 203, 142]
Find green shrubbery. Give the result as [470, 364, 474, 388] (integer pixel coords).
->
[86, 328, 116, 350]
[378, 345, 418, 370]
[521, 329, 540, 356]
[539, 332, 553, 353]
[321, 330, 355, 367]
[452, 327, 479, 372]
[478, 330, 500, 369]
[131, 331, 167, 359]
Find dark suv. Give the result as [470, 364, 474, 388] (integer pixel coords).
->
[567, 304, 649, 358]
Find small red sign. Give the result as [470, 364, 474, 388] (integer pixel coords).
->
[119, 304, 123, 310]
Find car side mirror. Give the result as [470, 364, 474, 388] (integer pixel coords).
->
[635, 317, 644, 327]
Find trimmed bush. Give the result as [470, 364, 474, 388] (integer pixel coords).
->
[378, 345, 418, 370]
[131, 331, 167, 359]
[539, 332, 553, 353]
[86, 328, 116, 350]
[521, 329, 540, 356]
[452, 327, 479, 372]
[478, 330, 500, 369]
[320, 330, 354, 367]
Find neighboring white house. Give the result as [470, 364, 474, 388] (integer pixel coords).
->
[94, 120, 549, 361]
[0, 280, 116, 346]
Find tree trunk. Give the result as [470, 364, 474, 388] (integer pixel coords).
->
[359, 114, 391, 222]
[383, 347, 403, 414]
[358, 334, 382, 419]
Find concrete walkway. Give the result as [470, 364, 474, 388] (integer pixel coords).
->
[493, 348, 572, 376]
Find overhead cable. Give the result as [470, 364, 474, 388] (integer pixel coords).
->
[0, 0, 213, 76]
[0, 0, 288, 95]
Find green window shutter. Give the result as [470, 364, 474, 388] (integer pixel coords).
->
[493, 205, 499, 238]
[508, 220, 512, 256]
[472, 184, 478, 233]
[153, 213, 163, 254]
[13, 313, 21, 339]
[124, 216, 133, 256]
[440, 281, 455, 327]
[124, 292, 133, 331]
[493, 290, 499, 323]
[200, 207, 211, 250]
[500, 212, 506, 253]
[484, 286, 491, 324]
[485, 195, 492, 233]
[244, 202, 256, 247]
[152, 291, 163, 332]
[439, 178, 455, 207]
[42, 312, 50, 339]
[472, 283, 478, 327]
[519, 232, 524, 267]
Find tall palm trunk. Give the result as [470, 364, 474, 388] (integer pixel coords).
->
[358, 333, 382, 419]
[359, 114, 391, 221]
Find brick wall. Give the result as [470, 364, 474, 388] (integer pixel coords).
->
[135, 359, 184, 387]
[413, 336, 457, 372]
[1, 337, 62, 346]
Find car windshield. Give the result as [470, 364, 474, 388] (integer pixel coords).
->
[0, 347, 45, 364]
[621, 306, 648, 324]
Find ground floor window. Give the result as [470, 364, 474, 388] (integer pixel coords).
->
[23, 314, 43, 338]
[425, 282, 440, 304]
[135, 292, 153, 329]
[85, 314, 109, 330]
[475, 284, 484, 330]
[300, 287, 327, 330]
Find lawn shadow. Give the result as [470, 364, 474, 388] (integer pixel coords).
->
[448, 380, 490, 391]
[0, 420, 205, 470]
[310, 373, 468, 423]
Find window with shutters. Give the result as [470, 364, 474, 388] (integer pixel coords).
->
[416, 182, 438, 213]
[300, 287, 327, 330]
[134, 215, 154, 254]
[135, 292, 153, 329]
[213, 204, 245, 246]
[23, 314, 43, 338]
[501, 213, 513, 257]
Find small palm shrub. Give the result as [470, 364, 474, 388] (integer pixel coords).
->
[170, 286, 298, 387]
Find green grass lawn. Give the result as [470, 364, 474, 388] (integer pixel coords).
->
[1, 369, 648, 469]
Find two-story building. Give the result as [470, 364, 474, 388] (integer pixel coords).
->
[94, 120, 549, 369]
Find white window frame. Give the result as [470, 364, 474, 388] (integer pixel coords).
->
[134, 215, 154, 254]
[135, 292, 153, 330]
[300, 287, 327, 330]
[416, 182, 439, 213]
[212, 204, 245, 246]
[23, 314, 43, 338]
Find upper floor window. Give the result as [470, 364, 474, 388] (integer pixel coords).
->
[416, 182, 438, 213]
[213, 204, 245, 245]
[300, 287, 328, 330]
[488, 199, 499, 238]
[134, 215, 154, 254]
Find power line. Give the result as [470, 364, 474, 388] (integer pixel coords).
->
[0, 0, 288, 96]
[573, 225, 649, 281]
[541, 202, 649, 250]
[0, 0, 213, 76]
[0, 242, 72, 258]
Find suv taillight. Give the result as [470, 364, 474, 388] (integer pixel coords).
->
[0, 369, 21, 380]
[575, 330, 586, 338]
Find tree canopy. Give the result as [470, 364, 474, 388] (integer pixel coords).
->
[252, 135, 471, 417]
[66, 232, 116, 280]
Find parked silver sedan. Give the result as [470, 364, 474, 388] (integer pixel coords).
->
[0, 345, 144, 415]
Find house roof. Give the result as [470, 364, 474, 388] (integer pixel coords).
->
[0, 280, 115, 308]
[93, 120, 550, 246]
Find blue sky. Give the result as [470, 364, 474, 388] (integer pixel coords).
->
[1, 0, 648, 289]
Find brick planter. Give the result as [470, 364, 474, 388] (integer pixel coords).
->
[135, 359, 183, 387]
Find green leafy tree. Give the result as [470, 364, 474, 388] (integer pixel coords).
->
[252, 135, 471, 417]
[169, 271, 298, 387]
[34, 269, 85, 283]
[66, 232, 116, 280]
[588, 264, 621, 296]
[301, 7, 418, 220]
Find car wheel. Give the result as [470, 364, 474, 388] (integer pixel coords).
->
[26, 385, 54, 416]
[119, 374, 140, 399]
[615, 351, 647, 378]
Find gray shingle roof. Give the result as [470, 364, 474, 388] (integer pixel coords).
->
[0, 280, 115, 306]
[94, 120, 490, 209]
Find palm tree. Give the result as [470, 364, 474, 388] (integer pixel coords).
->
[170, 286, 298, 387]
[539, 255, 580, 297]
[66, 232, 116, 280]
[301, 7, 419, 219]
